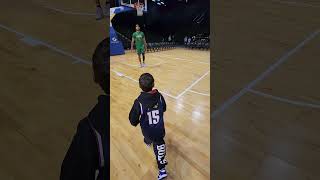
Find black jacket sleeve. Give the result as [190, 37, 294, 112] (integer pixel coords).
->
[160, 94, 167, 112]
[60, 119, 98, 180]
[129, 100, 141, 126]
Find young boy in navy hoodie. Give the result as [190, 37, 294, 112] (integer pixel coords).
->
[129, 73, 168, 180]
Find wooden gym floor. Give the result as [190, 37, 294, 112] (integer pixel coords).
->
[0, 0, 106, 179]
[110, 49, 210, 179]
[213, 0, 320, 180]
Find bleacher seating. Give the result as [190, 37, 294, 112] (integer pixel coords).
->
[146, 42, 176, 52]
[115, 30, 178, 52]
[185, 35, 210, 50]
[114, 24, 210, 52]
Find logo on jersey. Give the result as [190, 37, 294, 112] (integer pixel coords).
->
[153, 103, 159, 109]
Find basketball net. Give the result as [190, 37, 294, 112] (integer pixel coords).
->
[134, 2, 144, 16]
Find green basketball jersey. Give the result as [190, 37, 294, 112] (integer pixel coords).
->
[132, 31, 145, 49]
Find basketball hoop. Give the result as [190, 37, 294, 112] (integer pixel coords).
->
[134, 2, 144, 16]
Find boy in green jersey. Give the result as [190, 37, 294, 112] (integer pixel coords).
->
[131, 24, 148, 67]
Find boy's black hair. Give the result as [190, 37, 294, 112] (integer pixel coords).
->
[92, 38, 109, 94]
[139, 73, 154, 92]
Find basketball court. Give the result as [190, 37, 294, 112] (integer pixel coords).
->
[111, 49, 210, 180]
[213, 1, 320, 179]
[110, 1, 210, 179]
[0, 0, 106, 179]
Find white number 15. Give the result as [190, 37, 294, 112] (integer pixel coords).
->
[147, 110, 160, 125]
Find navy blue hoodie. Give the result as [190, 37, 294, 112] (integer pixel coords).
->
[129, 89, 167, 142]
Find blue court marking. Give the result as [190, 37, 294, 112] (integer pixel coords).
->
[20, 36, 42, 46]
[212, 30, 320, 118]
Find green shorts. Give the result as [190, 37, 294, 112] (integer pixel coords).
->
[136, 46, 145, 55]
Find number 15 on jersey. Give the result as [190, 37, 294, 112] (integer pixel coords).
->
[147, 110, 160, 125]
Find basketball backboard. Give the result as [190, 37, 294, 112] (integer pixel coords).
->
[119, 0, 148, 11]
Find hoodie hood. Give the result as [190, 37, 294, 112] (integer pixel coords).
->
[137, 89, 161, 109]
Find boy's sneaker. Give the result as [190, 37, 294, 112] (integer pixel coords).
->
[96, 6, 104, 20]
[158, 168, 168, 180]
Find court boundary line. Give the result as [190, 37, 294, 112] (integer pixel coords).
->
[111, 69, 178, 99]
[114, 53, 209, 68]
[0, 24, 25, 36]
[111, 69, 138, 83]
[151, 53, 210, 65]
[0, 23, 209, 100]
[117, 59, 163, 68]
[112, 53, 210, 98]
[212, 29, 320, 118]
[111, 67, 210, 99]
[176, 70, 210, 99]
[189, 90, 210, 97]
[249, 89, 320, 109]
[1, 22, 210, 178]
[0, 23, 91, 65]
[113, 50, 211, 98]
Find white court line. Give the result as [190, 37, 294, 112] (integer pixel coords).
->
[111, 69, 178, 99]
[0, 23, 91, 65]
[0, 24, 25, 36]
[0, 23, 207, 101]
[112, 56, 163, 67]
[111, 69, 138, 82]
[151, 53, 210, 65]
[119, 61, 163, 68]
[152, 53, 210, 64]
[249, 89, 320, 109]
[212, 29, 320, 118]
[176, 70, 210, 99]
[271, 0, 320, 8]
[119, 62, 140, 67]
[0, 23, 92, 63]
[188, 90, 210, 97]
[113, 55, 210, 98]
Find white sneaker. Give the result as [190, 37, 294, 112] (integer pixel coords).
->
[158, 168, 168, 180]
[96, 6, 104, 20]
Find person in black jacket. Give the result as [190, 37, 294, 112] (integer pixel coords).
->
[60, 38, 109, 180]
[129, 73, 168, 180]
